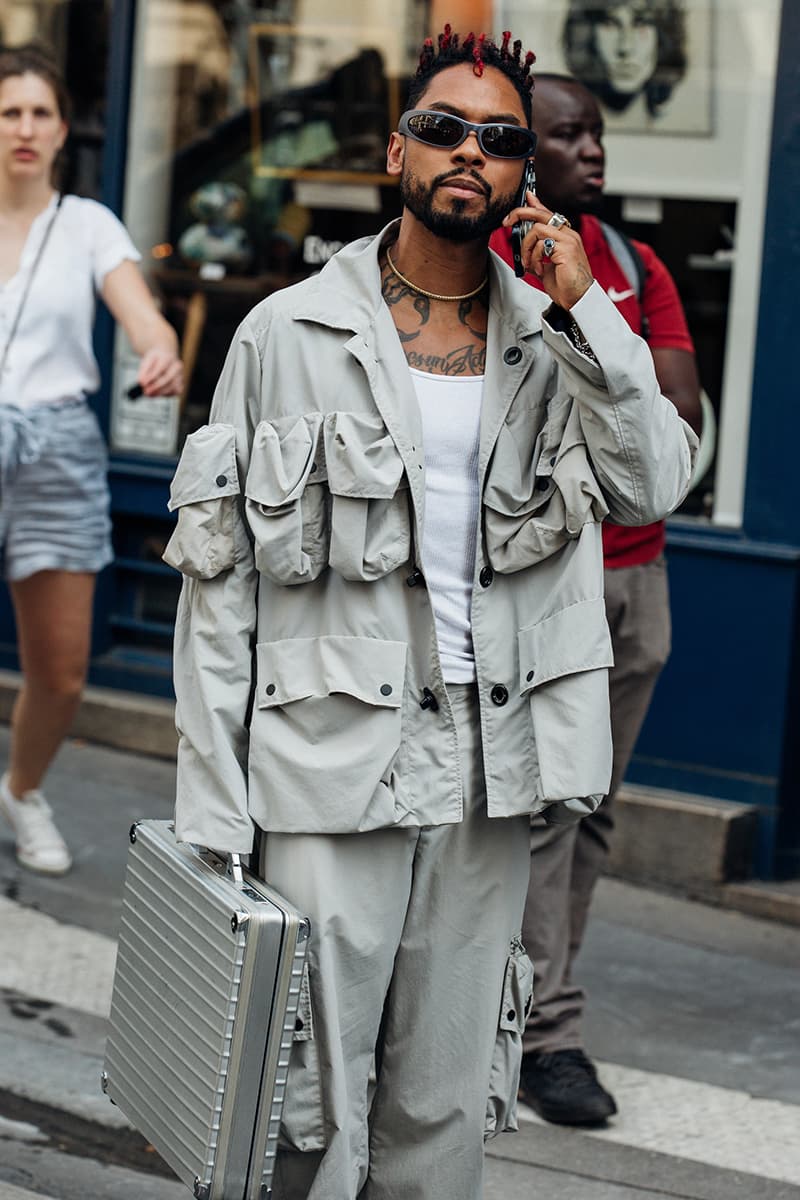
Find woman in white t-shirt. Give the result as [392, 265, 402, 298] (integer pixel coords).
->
[0, 44, 183, 875]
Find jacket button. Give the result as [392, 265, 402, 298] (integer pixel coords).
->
[490, 684, 509, 706]
[536, 478, 549, 491]
[479, 565, 494, 588]
[420, 687, 439, 712]
[265, 683, 276, 696]
[406, 569, 425, 588]
[526, 669, 535, 683]
[503, 347, 522, 365]
[215, 474, 228, 487]
[380, 683, 393, 696]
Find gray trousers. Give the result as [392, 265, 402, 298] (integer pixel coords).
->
[521, 558, 671, 1054]
[260, 684, 532, 1200]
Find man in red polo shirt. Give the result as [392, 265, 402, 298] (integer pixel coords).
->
[490, 74, 703, 1126]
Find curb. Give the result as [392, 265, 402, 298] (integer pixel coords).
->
[0, 670, 177, 762]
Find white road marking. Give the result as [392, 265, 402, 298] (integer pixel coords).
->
[0, 1115, 46, 1142]
[520, 1061, 800, 1186]
[0, 896, 116, 1017]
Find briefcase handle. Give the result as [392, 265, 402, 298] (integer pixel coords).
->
[227, 853, 244, 885]
[131, 824, 248, 889]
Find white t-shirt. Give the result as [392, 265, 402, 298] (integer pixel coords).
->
[0, 193, 141, 409]
[411, 367, 483, 684]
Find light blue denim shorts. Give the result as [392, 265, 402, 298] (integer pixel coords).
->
[0, 398, 113, 583]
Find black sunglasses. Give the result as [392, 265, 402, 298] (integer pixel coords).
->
[398, 110, 537, 160]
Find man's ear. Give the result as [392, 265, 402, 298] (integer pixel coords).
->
[386, 131, 404, 178]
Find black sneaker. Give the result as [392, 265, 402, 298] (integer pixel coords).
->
[518, 1048, 617, 1126]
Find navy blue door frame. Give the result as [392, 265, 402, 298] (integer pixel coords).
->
[628, 0, 800, 878]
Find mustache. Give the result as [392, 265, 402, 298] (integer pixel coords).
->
[432, 168, 491, 197]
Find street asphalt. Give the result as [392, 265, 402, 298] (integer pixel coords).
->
[0, 726, 799, 1200]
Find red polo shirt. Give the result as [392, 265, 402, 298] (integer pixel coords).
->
[489, 216, 694, 567]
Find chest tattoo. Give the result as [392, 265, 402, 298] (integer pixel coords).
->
[405, 343, 487, 375]
[381, 272, 488, 376]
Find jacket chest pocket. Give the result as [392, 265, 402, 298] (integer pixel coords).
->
[244, 412, 411, 585]
[326, 412, 411, 581]
[484, 395, 608, 573]
[518, 598, 614, 803]
[245, 414, 328, 585]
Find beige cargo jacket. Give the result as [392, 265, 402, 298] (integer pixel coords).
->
[164, 221, 697, 853]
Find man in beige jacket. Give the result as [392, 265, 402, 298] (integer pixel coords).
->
[164, 26, 696, 1200]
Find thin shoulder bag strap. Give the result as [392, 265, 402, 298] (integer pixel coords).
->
[0, 192, 64, 381]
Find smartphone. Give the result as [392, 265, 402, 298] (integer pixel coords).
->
[511, 160, 537, 278]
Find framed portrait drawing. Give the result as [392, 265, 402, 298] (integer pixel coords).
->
[500, 0, 713, 136]
[496, 0, 784, 201]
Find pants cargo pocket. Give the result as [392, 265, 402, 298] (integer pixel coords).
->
[280, 962, 327, 1152]
[485, 937, 534, 1139]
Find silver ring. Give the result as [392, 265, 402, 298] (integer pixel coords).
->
[547, 212, 571, 230]
[542, 237, 556, 257]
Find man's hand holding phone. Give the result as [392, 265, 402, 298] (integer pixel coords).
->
[505, 193, 595, 311]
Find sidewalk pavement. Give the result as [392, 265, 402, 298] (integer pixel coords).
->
[1, 728, 799, 1200]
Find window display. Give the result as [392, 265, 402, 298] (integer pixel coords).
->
[115, 0, 424, 454]
[497, 0, 781, 528]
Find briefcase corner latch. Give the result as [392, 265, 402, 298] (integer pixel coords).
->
[193, 1178, 211, 1200]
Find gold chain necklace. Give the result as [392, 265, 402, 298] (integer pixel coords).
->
[385, 245, 487, 302]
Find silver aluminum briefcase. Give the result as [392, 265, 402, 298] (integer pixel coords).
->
[103, 818, 310, 1200]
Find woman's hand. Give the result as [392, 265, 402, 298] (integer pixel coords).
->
[136, 346, 184, 398]
[503, 193, 594, 310]
[102, 260, 184, 396]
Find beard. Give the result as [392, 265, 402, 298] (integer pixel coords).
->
[400, 165, 518, 242]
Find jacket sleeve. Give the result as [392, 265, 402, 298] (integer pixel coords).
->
[165, 318, 261, 853]
[541, 281, 699, 525]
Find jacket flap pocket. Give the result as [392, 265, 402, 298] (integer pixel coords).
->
[168, 424, 241, 510]
[257, 635, 407, 709]
[324, 412, 405, 499]
[484, 423, 541, 517]
[519, 598, 613, 692]
[245, 414, 325, 507]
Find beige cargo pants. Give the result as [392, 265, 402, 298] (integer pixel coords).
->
[259, 684, 533, 1200]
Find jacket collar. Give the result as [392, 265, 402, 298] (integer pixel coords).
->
[289, 218, 547, 342]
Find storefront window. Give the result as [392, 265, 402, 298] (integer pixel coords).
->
[496, 0, 782, 528]
[112, 0, 426, 458]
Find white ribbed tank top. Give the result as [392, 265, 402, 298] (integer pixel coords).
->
[410, 367, 484, 683]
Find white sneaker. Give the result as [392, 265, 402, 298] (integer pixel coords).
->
[0, 772, 72, 875]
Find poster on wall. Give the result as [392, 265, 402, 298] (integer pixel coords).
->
[503, 1, 713, 136]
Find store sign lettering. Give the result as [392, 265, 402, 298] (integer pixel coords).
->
[303, 236, 346, 265]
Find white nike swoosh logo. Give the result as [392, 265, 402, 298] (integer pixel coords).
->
[607, 287, 636, 302]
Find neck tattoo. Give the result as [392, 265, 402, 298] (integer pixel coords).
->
[385, 245, 487, 303]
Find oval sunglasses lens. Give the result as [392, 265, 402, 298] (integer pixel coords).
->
[481, 126, 533, 157]
[408, 113, 463, 145]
